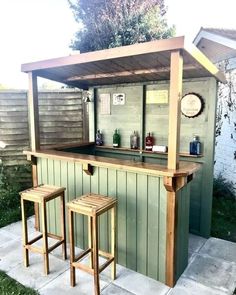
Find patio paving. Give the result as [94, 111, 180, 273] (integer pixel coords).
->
[1, 217, 236, 294]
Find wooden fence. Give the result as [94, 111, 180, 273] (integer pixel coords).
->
[0, 89, 84, 166]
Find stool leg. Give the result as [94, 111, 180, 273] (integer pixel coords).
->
[42, 200, 49, 275]
[88, 216, 93, 269]
[21, 197, 29, 267]
[69, 209, 76, 287]
[111, 205, 116, 280]
[60, 192, 67, 260]
[92, 215, 100, 295]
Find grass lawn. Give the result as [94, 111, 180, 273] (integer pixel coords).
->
[0, 271, 39, 295]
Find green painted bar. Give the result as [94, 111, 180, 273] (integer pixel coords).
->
[36, 157, 183, 283]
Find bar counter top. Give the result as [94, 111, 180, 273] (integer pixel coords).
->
[24, 149, 201, 178]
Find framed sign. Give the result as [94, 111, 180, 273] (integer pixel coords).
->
[113, 93, 125, 105]
[181, 93, 204, 118]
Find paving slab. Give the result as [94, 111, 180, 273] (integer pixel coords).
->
[2, 216, 35, 238]
[39, 266, 109, 295]
[0, 238, 22, 272]
[0, 228, 20, 246]
[168, 277, 228, 295]
[188, 234, 207, 254]
[101, 283, 135, 295]
[7, 253, 69, 290]
[200, 237, 236, 264]
[183, 253, 236, 294]
[114, 268, 170, 295]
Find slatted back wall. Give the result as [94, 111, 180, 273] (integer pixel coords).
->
[0, 90, 83, 166]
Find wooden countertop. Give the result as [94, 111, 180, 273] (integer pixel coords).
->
[24, 149, 201, 178]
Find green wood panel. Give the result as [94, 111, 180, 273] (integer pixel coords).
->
[98, 167, 109, 252]
[36, 156, 191, 284]
[158, 179, 167, 283]
[75, 163, 84, 248]
[147, 176, 160, 279]
[54, 160, 61, 236]
[126, 172, 137, 270]
[175, 184, 190, 280]
[137, 174, 148, 275]
[116, 170, 127, 266]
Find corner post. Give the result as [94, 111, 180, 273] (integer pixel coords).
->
[28, 72, 40, 230]
[167, 50, 183, 170]
[28, 72, 40, 151]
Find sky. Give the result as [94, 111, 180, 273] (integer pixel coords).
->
[0, 0, 235, 89]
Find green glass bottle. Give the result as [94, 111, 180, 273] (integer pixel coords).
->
[113, 129, 120, 148]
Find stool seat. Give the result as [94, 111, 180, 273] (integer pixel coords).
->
[67, 193, 117, 295]
[20, 185, 65, 203]
[20, 184, 67, 275]
[67, 193, 116, 216]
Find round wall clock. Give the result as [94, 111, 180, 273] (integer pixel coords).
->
[181, 93, 204, 118]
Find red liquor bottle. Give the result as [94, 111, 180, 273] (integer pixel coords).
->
[145, 132, 153, 151]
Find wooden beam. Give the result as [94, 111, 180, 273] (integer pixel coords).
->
[66, 64, 196, 82]
[28, 72, 40, 151]
[167, 50, 183, 170]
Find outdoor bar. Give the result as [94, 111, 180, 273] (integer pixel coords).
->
[21, 36, 225, 287]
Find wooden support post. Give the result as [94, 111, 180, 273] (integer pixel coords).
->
[167, 50, 183, 170]
[28, 73, 40, 229]
[28, 72, 40, 151]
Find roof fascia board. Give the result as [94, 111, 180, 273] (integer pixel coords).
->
[194, 30, 236, 50]
[185, 43, 226, 83]
[21, 36, 185, 73]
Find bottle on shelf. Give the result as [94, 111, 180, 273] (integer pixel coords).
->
[95, 130, 103, 146]
[189, 135, 201, 155]
[145, 132, 154, 151]
[113, 129, 120, 148]
[130, 131, 139, 149]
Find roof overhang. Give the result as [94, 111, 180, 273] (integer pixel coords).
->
[194, 28, 236, 63]
[21, 36, 226, 88]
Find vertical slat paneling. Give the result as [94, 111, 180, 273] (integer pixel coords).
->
[158, 179, 167, 282]
[137, 174, 148, 275]
[54, 160, 61, 236]
[117, 170, 127, 266]
[126, 172, 137, 270]
[37, 157, 172, 283]
[147, 176, 160, 279]
[99, 168, 109, 251]
[82, 169, 91, 248]
[75, 163, 84, 248]
[41, 158, 49, 230]
[60, 161, 69, 239]
[47, 159, 56, 234]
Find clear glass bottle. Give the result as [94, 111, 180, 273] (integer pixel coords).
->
[190, 135, 201, 155]
[130, 131, 139, 149]
[95, 130, 103, 146]
[113, 129, 120, 148]
[145, 132, 154, 151]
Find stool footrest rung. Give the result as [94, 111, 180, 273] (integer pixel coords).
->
[72, 261, 94, 275]
[98, 249, 113, 259]
[25, 244, 44, 254]
[47, 232, 63, 241]
[74, 248, 91, 262]
[48, 240, 64, 253]
[99, 257, 114, 273]
[28, 234, 43, 245]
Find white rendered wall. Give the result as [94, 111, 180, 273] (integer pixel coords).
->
[214, 57, 236, 191]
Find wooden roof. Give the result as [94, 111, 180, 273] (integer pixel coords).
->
[21, 36, 226, 88]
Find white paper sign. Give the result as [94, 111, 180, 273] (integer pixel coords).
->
[99, 93, 111, 115]
[113, 93, 125, 105]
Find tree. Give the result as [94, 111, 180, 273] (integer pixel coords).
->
[68, 0, 175, 52]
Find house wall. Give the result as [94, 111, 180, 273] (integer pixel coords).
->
[214, 57, 236, 192]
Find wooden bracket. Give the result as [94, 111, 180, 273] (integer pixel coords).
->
[164, 176, 185, 192]
[83, 163, 93, 176]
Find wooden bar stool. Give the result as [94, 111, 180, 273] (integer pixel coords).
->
[67, 193, 117, 295]
[20, 184, 67, 275]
